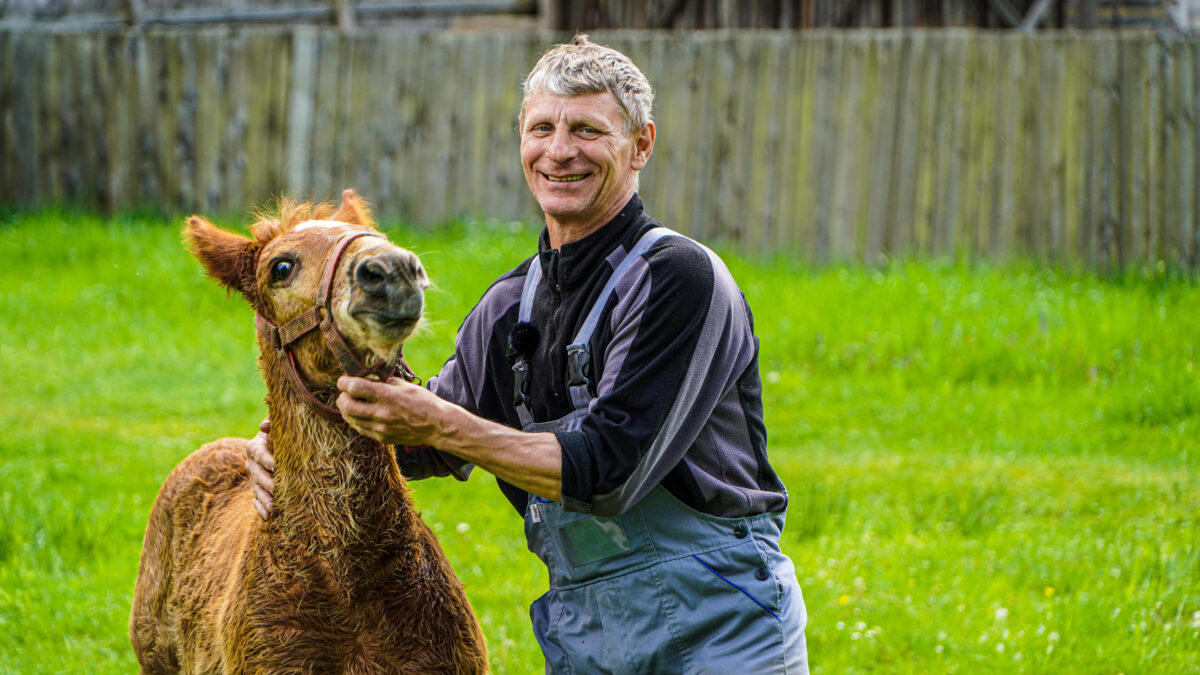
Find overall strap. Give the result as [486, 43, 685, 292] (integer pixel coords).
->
[512, 256, 542, 428]
[510, 228, 679, 426]
[565, 227, 676, 409]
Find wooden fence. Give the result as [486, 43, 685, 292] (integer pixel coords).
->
[1, 27, 1198, 271]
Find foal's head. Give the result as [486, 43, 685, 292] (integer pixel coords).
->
[186, 190, 428, 396]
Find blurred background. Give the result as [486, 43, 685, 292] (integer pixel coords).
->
[2, 0, 1199, 272]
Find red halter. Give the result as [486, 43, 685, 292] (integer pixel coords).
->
[254, 230, 419, 422]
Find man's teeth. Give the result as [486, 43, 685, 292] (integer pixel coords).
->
[547, 174, 586, 182]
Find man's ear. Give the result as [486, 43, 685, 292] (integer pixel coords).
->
[184, 216, 261, 304]
[631, 121, 655, 171]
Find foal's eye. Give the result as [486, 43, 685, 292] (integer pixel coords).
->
[270, 259, 295, 282]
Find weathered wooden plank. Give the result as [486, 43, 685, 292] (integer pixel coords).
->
[308, 29, 340, 205]
[888, 32, 921, 259]
[344, 31, 373, 201]
[744, 32, 782, 254]
[934, 34, 968, 258]
[1090, 37, 1121, 274]
[158, 31, 185, 212]
[715, 32, 752, 247]
[413, 32, 449, 225]
[1057, 35, 1083, 269]
[1182, 40, 1200, 271]
[1143, 39, 1163, 266]
[283, 27, 315, 200]
[1041, 35, 1067, 263]
[963, 35, 997, 260]
[864, 33, 897, 262]
[769, 35, 802, 256]
[13, 31, 41, 206]
[1118, 36, 1143, 268]
[0, 31, 12, 203]
[828, 33, 859, 262]
[221, 28, 250, 214]
[190, 29, 219, 214]
[1021, 34, 1045, 261]
[58, 34, 79, 203]
[42, 33, 63, 204]
[691, 33, 728, 243]
[991, 34, 1020, 261]
[786, 33, 820, 260]
[910, 32, 940, 256]
[382, 31, 417, 218]
[639, 32, 673, 231]
[239, 29, 268, 210]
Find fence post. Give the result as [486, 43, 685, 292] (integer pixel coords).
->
[333, 0, 356, 29]
[121, 0, 144, 27]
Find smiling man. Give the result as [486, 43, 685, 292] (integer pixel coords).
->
[247, 35, 808, 673]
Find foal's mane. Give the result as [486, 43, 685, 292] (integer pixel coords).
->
[249, 194, 376, 245]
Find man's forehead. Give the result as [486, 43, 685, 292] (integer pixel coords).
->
[523, 91, 623, 122]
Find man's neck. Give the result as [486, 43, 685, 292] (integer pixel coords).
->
[545, 188, 636, 249]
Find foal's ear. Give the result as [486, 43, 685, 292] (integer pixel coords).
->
[184, 216, 261, 303]
[330, 188, 373, 227]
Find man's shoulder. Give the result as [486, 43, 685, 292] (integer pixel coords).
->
[460, 255, 535, 330]
[640, 228, 717, 284]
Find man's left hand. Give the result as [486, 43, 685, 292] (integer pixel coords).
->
[337, 376, 443, 446]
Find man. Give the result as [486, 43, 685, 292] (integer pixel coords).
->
[247, 35, 808, 673]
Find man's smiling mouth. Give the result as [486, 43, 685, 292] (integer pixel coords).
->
[544, 173, 589, 183]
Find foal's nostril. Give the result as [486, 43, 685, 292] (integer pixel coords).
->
[355, 258, 390, 296]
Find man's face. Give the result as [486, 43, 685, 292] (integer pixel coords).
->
[520, 91, 653, 235]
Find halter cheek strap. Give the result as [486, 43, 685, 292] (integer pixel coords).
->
[256, 230, 420, 423]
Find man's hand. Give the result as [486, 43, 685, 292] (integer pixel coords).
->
[337, 376, 443, 446]
[244, 418, 275, 520]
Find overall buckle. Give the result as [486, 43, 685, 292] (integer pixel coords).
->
[566, 343, 591, 388]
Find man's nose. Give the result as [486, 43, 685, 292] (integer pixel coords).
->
[545, 126, 577, 163]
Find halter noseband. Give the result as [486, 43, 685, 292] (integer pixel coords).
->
[254, 230, 420, 422]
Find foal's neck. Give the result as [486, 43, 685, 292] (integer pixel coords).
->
[262, 363, 417, 567]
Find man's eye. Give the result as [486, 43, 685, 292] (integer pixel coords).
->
[531, 124, 552, 134]
[271, 259, 295, 282]
[578, 127, 600, 138]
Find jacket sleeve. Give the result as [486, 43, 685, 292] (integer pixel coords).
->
[554, 240, 757, 516]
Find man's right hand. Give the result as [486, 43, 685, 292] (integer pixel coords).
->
[245, 418, 275, 520]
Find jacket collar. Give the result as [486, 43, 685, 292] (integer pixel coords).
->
[537, 194, 645, 292]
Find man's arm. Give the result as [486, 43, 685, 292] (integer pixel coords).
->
[337, 376, 562, 502]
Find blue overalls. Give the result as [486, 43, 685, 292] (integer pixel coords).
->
[513, 229, 809, 674]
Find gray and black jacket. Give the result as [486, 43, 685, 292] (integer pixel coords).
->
[398, 194, 788, 518]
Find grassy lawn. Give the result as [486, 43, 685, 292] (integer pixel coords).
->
[0, 209, 1197, 673]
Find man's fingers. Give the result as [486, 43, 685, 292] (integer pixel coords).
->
[252, 482, 274, 511]
[338, 375, 383, 402]
[258, 418, 271, 434]
[245, 457, 275, 491]
[253, 497, 270, 521]
[246, 432, 275, 472]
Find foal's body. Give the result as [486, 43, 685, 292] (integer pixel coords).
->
[130, 194, 487, 674]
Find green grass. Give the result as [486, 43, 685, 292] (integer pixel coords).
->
[1, 209, 1197, 673]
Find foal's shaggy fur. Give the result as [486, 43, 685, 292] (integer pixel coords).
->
[130, 192, 487, 674]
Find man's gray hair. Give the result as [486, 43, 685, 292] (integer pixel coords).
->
[520, 34, 654, 136]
